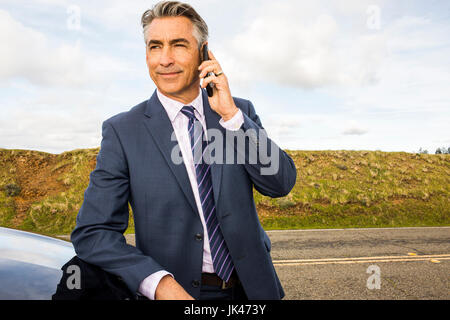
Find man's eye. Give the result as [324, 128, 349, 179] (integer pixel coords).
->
[149, 46, 160, 50]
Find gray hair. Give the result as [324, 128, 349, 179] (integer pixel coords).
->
[141, 1, 209, 49]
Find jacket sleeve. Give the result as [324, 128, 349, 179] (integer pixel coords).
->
[231, 100, 297, 197]
[70, 120, 164, 294]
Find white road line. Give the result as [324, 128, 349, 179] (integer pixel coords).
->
[273, 254, 450, 266]
[266, 226, 450, 233]
[274, 257, 450, 266]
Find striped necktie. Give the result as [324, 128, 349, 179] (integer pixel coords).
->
[180, 105, 235, 282]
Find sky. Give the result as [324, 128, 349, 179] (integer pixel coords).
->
[0, 0, 449, 154]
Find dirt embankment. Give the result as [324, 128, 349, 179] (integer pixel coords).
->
[1, 149, 97, 229]
[1, 148, 449, 235]
[11, 152, 72, 225]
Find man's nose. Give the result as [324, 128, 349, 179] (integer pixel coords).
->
[159, 47, 175, 67]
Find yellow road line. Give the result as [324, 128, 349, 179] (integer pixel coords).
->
[273, 254, 450, 266]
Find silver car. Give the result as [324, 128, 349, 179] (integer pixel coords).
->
[0, 227, 75, 300]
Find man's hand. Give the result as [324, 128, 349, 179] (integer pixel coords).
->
[154, 275, 195, 300]
[198, 50, 239, 121]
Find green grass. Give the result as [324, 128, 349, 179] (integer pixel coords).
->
[0, 149, 19, 227]
[260, 197, 449, 230]
[0, 148, 449, 236]
[256, 150, 450, 230]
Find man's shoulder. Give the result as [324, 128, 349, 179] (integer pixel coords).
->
[232, 96, 253, 114]
[103, 99, 148, 127]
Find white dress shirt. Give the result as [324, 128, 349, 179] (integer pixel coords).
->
[138, 87, 244, 299]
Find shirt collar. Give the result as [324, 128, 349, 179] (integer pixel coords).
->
[156, 87, 203, 123]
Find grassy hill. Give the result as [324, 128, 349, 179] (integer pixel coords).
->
[0, 148, 449, 236]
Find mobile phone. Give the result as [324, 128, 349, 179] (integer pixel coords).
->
[202, 43, 214, 97]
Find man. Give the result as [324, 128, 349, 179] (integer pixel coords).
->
[71, 1, 297, 300]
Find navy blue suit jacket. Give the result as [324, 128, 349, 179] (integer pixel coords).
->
[71, 88, 297, 299]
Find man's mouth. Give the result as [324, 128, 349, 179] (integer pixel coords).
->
[159, 71, 182, 78]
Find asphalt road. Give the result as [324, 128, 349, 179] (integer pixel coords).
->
[124, 227, 449, 300]
[268, 227, 449, 300]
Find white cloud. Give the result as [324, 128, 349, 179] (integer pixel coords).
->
[337, 14, 450, 114]
[218, 0, 388, 89]
[1, 0, 449, 155]
[0, 82, 150, 153]
[0, 108, 103, 154]
[342, 126, 368, 136]
[263, 116, 302, 142]
[385, 16, 447, 52]
[0, 9, 130, 87]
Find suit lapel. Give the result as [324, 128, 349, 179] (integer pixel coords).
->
[143, 90, 199, 216]
[142, 88, 224, 216]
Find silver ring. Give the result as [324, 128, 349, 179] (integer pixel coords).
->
[214, 70, 223, 77]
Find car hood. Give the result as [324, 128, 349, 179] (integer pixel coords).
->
[0, 227, 75, 299]
[0, 227, 74, 269]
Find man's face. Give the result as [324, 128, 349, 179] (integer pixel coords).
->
[145, 16, 201, 101]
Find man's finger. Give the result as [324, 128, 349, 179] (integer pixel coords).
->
[208, 50, 216, 60]
[198, 60, 215, 70]
[199, 64, 219, 78]
[201, 74, 217, 88]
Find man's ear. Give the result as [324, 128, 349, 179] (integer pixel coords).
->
[198, 42, 205, 65]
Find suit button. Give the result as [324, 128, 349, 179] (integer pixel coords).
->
[195, 233, 203, 241]
[192, 280, 200, 288]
